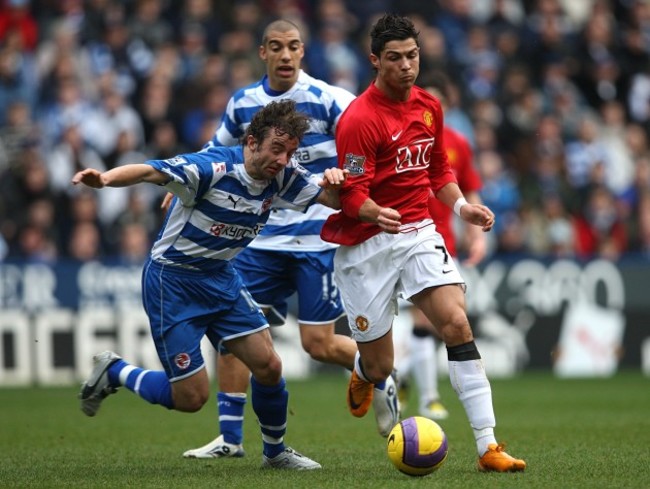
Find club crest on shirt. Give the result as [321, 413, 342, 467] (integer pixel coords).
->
[423, 110, 433, 127]
[344, 153, 366, 176]
[211, 162, 226, 174]
[355, 315, 369, 332]
[166, 156, 187, 166]
[260, 197, 273, 214]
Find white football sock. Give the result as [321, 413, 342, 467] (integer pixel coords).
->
[410, 334, 439, 408]
[449, 358, 497, 456]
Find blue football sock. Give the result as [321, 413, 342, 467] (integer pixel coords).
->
[251, 376, 287, 459]
[218, 392, 246, 445]
[108, 360, 173, 409]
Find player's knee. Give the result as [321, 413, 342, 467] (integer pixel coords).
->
[302, 338, 329, 362]
[439, 314, 473, 345]
[248, 354, 283, 384]
[174, 389, 209, 413]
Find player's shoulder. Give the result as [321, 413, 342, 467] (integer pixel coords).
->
[231, 78, 265, 104]
[413, 85, 442, 107]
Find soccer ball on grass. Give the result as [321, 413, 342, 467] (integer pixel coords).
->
[386, 416, 448, 476]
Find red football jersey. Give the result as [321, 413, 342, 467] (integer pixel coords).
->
[321, 83, 457, 245]
[427, 126, 482, 255]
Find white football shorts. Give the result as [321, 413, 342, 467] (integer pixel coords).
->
[334, 219, 464, 343]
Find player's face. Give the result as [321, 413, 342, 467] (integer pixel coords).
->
[371, 39, 420, 101]
[245, 129, 300, 180]
[259, 29, 304, 91]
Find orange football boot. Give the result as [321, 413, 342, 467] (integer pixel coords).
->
[478, 443, 526, 472]
[347, 370, 373, 417]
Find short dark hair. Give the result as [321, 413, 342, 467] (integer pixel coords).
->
[370, 13, 419, 57]
[245, 99, 310, 144]
[262, 19, 302, 45]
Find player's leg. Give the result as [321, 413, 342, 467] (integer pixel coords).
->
[392, 301, 414, 411]
[225, 328, 320, 470]
[80, 262, 213, 416]
[184, 249, 289, 458]
[412, 284, 525, 472]
[295, 249, 355, 368]
[409, 307, 448, 420]
[298, 321, 356, 367]
[334, 238, 401, 436]
[401, 224, 524, 471]
[80, 350, 210, 416]
[182, 351, 249, 458]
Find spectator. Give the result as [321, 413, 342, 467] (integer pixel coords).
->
[573, 185, 628, 259]
[0, 0, 38, 52]
[180, 82, 228, 150]
[47, 122, 105, 195]
[476, 149, 521, 253]
[128, 0, 173, 50]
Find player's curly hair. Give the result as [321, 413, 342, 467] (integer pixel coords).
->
[245, 99, 310, 145]
[370, 13, 419, 56]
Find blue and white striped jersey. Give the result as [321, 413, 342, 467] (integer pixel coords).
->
[147, 145, 322, 273]
[204, 70, 355, 251]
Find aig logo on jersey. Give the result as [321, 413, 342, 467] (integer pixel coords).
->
[395, 137, 435, 173]
[344, 153, 366, 176]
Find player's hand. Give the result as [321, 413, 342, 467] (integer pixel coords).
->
[160, 192, 174, 212]
[377, 207, 401, 234]
[71, 168, 105, 188]
[460, 204, 495, 232]
[320, 168, 348, 188]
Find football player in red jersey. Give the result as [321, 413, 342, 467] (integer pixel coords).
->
[395, 72, 487, 422]
[321, 13, 525, 472]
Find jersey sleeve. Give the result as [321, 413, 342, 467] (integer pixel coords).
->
[272, 161, 323, 212]
[327, 85, 356, 133]
[147, 153, 226, 206]
[336, 110, 378, 218]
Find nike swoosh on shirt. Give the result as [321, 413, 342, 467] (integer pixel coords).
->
[442, 269, 453, 274]
[391, 131, 402, 141]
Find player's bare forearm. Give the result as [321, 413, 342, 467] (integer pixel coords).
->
[358, 199, 401, 233]
[72, 164, 169, 189]
[435, 184, 494, 232]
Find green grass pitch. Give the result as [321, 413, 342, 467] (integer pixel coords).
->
[1, 371, 648, 488]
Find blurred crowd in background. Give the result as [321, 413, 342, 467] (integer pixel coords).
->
[1, 0, 650, 265]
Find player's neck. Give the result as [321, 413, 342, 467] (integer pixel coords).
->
[374, 79, 411, 102]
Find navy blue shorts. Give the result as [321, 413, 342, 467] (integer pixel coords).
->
[141, 259, 269, 381]
[233, 248, 345, 325]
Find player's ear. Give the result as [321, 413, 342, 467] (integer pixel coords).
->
[246, 134, 258, 151]
[370, 53, 379, 70]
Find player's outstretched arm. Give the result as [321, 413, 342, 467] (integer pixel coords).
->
[72, 164, 169, 189]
